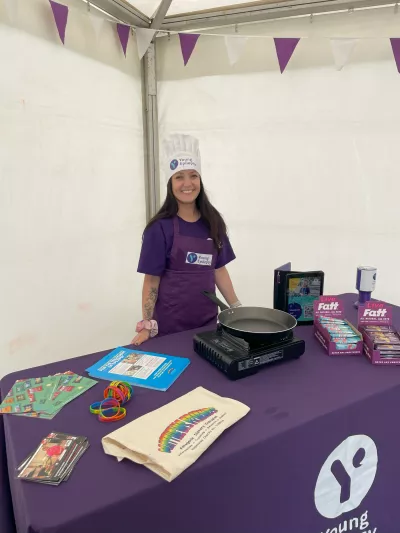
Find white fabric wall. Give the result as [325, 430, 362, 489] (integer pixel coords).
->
[157, 8, 400, 308]
[0, 0, 145, 378]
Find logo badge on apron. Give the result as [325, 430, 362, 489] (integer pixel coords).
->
[186, 252, 213, 266]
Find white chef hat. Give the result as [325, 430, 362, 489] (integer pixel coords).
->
[163, 134, 202, 182]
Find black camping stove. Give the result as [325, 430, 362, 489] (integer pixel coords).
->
[193, 326, 305, 380]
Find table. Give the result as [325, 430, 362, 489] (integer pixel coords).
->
[2, 293, 400, 533]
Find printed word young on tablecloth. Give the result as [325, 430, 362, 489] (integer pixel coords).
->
[102, 386, 250, 482]
[86, 347, 190, 391]
[17, 432, 89, 485]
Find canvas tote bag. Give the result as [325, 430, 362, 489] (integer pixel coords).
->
[102, 386, 250, 481]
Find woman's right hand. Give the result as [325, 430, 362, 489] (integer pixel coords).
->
[131, 329, 151, 346]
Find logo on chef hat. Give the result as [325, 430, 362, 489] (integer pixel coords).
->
[170, 159, 179, 171]
[314, 434, 378, 519]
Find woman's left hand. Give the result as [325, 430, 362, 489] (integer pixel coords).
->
[131, 329, 151, 346]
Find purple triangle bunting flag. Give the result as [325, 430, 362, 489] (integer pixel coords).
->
[390, 38, 400, 73]
[179, 33, 200, 66]
[274, 38, 300, 73]
[49, 0, 69, 45]
[117, 23, 130, 57]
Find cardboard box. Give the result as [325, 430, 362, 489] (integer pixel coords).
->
[313, 296, 363, 356]
[358, 301, 400, 365]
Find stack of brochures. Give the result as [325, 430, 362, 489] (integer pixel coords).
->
[17, 432, 89, 485]
[0, 373, 97, 419]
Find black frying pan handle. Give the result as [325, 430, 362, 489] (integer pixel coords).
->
[202, 291, 229, 312]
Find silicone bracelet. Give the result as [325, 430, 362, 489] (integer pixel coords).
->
[90, 397, 119, 415]
[90, 381, 133, 423]
[98, 398, 126, 422]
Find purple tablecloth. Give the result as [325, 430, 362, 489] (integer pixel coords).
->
[0, 405, 16, 533]
[2, 293, 400, 533]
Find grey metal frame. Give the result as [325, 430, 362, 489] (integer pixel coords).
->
[160, 0, 394, 30]
[142, 0, 173, 220]
[142, 44, 159, 222]
[90, 0, 150, 26]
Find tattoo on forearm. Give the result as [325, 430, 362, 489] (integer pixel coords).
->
[144, 287, 158, 320]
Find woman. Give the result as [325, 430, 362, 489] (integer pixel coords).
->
[132, 134, 240, 346]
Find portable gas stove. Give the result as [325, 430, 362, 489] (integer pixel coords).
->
[193, 326, 305, 380]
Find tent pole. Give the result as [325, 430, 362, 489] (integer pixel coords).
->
[142, 0, 173, 221]
[142, 43, 159, 222]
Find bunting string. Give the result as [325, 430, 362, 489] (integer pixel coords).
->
[2, 0, 400, 72]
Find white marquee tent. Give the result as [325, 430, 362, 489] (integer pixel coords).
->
[1, 0, 399, 377]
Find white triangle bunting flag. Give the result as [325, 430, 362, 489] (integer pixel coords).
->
[88, 13, 104, 41]
[224, 35, 248, 66]
[3, 0, 18, 23]
[330, 38, 358, 71]
[135, 28, 156, 60]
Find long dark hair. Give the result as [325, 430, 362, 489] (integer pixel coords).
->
[145, 179, 227, 249]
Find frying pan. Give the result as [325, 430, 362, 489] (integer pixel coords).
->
[203, 291, 297, 344]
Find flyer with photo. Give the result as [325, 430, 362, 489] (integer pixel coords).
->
[86, 347, 190, 391]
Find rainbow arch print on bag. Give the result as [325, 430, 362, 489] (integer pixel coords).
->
[158, 407, 218, 453]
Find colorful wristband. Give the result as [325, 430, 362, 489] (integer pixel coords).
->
[98, 399, 126, 422]
[89, 381, 133, 423]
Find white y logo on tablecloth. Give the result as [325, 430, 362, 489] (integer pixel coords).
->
[314, 435, 378, 519]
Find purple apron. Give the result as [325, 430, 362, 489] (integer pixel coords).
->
[154, 217, 218, 336]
